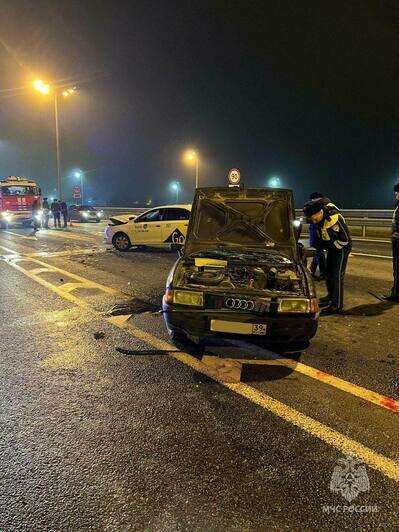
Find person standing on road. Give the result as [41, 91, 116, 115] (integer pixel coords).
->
[42, 197, 50, 229]
[60, 201, 68, 228]
[303, 201, 352, 314]
[305, 192, 340, 281]
[382, 183, 399, 302]
[51, 199, 61, 229]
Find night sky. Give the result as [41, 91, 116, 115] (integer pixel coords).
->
[1, 0, 399, 207]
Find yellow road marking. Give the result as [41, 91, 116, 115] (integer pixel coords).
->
[224, 357, 399, 413]
[110, 321, 399, 483]
[4, 251, 399, 482]
[28, 267, 58, 275]
[11, 255, 121, 296]
[7, 259, 93, 308]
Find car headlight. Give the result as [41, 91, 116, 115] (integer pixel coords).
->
[2, 212, 12, 223]
[82, 211, 89, 218]
[97, 211, 103, 217]
[278, 298, 318, 313]
[173, 290, 203, 307]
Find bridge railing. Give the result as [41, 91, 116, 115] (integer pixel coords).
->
[98, 207, 393, 240]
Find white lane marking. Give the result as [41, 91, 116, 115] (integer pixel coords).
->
[351, 252, 391, 259]
[3, 230, 35, 240]
[0, 244, 19, 254]
[352, 238, 391, 243]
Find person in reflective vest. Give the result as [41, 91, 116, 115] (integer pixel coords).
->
[306, 192, 340, 280]
[303, 201, 352, 314]
[382, 183, 399, 302]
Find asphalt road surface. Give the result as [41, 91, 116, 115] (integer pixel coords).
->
[0, 222, 398, 531]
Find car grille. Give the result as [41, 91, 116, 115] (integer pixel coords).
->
[205, 294, 271, 314]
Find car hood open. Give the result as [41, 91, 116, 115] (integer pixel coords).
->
[183, 187, 298, 260]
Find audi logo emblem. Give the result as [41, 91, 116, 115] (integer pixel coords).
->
[225, 298, 255, 311]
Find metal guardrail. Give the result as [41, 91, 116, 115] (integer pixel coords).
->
[98, 207, 393, 239]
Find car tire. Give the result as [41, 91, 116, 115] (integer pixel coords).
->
[112, 232, 132, 251]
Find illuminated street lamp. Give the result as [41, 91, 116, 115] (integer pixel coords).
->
[184, 149, 199, 190]
[268, 176, 281, 188]
[170, 180, 181, 203]
[33, 79, 77, 200]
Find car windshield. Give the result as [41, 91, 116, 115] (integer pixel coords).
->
[1, 186, 38, 195]
[79, 206, 95, 211]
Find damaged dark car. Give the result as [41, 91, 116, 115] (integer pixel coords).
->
[163, 187, 319, 348]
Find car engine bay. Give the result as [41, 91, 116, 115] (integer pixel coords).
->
[175, 260, 303, 295]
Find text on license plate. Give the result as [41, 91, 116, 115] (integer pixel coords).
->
[210, 320, 267, 335]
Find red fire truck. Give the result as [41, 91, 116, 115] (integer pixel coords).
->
[0, 176, 42, 228]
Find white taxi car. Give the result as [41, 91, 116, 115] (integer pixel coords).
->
[105, 204, 192, 251]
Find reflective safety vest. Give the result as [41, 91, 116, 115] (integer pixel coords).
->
[317, 211, 351, 250]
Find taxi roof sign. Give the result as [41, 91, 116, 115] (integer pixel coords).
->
[228, 168, 241, 187]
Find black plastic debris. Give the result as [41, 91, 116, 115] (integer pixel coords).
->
[108, 299, 159, 316]
[94, 331, 105, 339]
[116, 347, 182, 355]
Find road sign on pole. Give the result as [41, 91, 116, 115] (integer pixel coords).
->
[73, 185, 81, 199]
[228, 168, 241, 187]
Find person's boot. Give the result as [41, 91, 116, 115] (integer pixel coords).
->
[381, 294, 399, 303]
[320, 304, 342, 315]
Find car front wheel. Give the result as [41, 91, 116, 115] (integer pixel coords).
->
[112, 232, 132, 251]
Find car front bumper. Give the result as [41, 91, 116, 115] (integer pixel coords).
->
[163, 304, 318, 344]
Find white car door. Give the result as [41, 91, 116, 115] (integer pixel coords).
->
[130, 208, 165, 245]
[161, 208, 190, 244]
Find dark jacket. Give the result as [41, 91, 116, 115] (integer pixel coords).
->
[313, 206, 352, 252]
[51, 201, 60, 213]
[392, 201, 399, 240]
[60, 201, 68, 214]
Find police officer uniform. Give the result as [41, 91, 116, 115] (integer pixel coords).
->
[306, 194, 339, 279]
[384, 183, 399, 301]
[304, 202, 352, 313]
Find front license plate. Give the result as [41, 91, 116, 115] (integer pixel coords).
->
[210, 320, 267, 335]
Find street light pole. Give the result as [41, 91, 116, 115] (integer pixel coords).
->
[54, 92, 61, 200]
[33, 80, 77, 202]
[184, 150, 199, 192]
